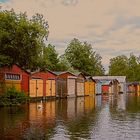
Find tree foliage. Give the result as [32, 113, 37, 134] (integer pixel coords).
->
[109, 53, 140, 82]
[56, 54, 71, 71]
[65, 38, 105, 76]
[109, 55, 128, 76]
[0, 10, 49, 69]
[39, 44, 59, 71]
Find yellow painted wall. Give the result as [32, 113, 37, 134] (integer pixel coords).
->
[89, 82, 95, 96]
[51, 80, 56, 96]
[85, 82, 90, 96]
[29, 80, 36, 97]
[5, 80, 21, 92]
[137, 85, 140, 96]
[37, 80, 43, 97]
[46, 80, 51, 96]
[46, 80, 56, 97]
[29, 79, 43, 97]
[85, 82, 95, 96]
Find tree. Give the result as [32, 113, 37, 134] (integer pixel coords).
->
[65, 38, 104, 76]
[56, 54, 80, 73]
[39, 44, 59, 71]
[0, 10, 49, 70]
[109, 54, 140, 82]
[56, 54, 71, 71]
[109, 55, 128, 76]
[127, 53, 139, 82]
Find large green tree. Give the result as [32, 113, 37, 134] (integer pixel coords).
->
[109, 55, 128, 76]
[127, 53, 140, 82]
[109, 54, 140, 82]
[39, 44, 73, 72]
[65, 38, 104, 76]
[57, 54, 80, 73]
[0, 10, 49, 70]
[39, 44, 59, 71]
[56, 54, 71, 71]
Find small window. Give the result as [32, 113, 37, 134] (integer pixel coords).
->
[5, 73, 21, 80]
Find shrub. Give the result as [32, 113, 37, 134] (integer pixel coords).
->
[0, 87, 29, 106]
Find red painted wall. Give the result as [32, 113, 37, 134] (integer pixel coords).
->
[32, 72, 56, 79]
[57, 72, 75, 79]
[102, 85, 109, 93]
[0, 65, 30, 94]
[21, 74, 29, 94]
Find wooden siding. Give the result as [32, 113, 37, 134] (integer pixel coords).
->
[85, 82, 89, 96]
[21, 74, 29, 94]
[77, 82, 84, 96]
[76, 73, 85, 97]
[95, 83, 102, 94]
[67, 78, 76, 97]
[56, 79, 67, 98]
[31, 71, 56, 97]
[31, 71, 56, 79]
[128, 85, 137, 93]
[137, 85, 140, 95]
[29, 79, 43, 97]
[109, 86, 113, 94]
[137, 85, 140, 96]
[5, 80, 21, 92]
[57, 72, 75, 79]
[85, 81, 95, 96]
[46, 80, 56, 97]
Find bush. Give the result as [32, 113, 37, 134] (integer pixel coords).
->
[0, 87, 29, 106]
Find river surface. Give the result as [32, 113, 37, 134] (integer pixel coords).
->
[0, 94, 140, 140]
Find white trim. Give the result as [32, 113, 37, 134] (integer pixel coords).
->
[5, 73, 21, 81]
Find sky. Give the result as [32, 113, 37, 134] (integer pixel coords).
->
[1, 0, 140, 72]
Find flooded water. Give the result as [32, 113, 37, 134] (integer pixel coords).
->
[0, 94, 140, 140]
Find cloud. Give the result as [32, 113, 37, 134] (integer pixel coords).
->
[62, 0, 79, 6]
[1, 0, 140, 72]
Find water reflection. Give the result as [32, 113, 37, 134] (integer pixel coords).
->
[25, 101, 56, 139]
[0, 94, 140, 140]
[0, 105, 28, 139]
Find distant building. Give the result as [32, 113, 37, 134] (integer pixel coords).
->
[92, 76, 126, 93]
[126, 82, 140, 94]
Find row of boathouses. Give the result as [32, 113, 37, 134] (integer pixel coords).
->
[0, 64, 127, 99]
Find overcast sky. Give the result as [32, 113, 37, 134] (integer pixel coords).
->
[1, 0, 140, 72]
